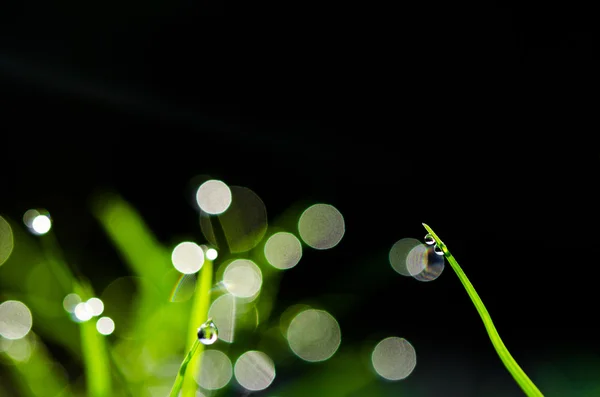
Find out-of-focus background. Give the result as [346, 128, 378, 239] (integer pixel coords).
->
[0, 1, 597, 396]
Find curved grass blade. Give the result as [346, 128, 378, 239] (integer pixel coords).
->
[422, 223, 543, 397]
[168, 339, 201, 397]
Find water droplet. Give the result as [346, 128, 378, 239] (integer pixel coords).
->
[424, 234, 435, 245]
[198, 318, 218, 345]
[433, 245, 444, 256]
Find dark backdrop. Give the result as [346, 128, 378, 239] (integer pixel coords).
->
[1, 1, 597, 395]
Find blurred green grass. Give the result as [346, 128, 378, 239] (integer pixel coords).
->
[2, 188, 600, 397]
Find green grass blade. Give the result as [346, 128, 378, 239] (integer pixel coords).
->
[169, 339, 201, 397]
[3, 333, 74, 397]
[180, 259, 214, 397]
[422, 223, 543, 397]
[74, 282, 112, 397]
[91, 192, 170, 287]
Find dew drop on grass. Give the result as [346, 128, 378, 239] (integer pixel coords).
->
[198, 319, 218, 345]
[433, 245, 444, 256]
[424, 234, 435, 245]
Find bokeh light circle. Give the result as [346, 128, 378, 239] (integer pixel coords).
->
[31, 215, 52, 235]
[406, 244, 445, 282]
[96, 317, 115, 335]
[193, 349, 233, 390]
[389, 238, 422, 277]
[371, 337, 417, 380]
[22, 209, 40, 228]
[234, 350, 276, 391]
[223, 259, 262, 299]
[199, 186, 268, 253]
[208, 294, 236, 343]
[74, 303, 93, 322]
[171, 242, 205, 274]
[62, 293, 81, 313]
[0, 216, 14, 267]
[264, 232, 302, 270]
[87, 298, 104, 316]
[0, 300, 33, 340]
[287, 309, 341, 362]
[196, 180, 232, 215]
[298, 204, 345, 250]
[206, 248, 218, 260]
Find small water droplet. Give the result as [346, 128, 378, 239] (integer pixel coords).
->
[424, 234, 435, 245]
[197, 318, 218, 345]
[433, 245, 444, 256]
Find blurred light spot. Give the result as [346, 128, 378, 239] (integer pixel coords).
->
[74, 302, 93, 322]
[0, 301, 33, 340]
[96, 317, 115, 335]
[406, 244, 445, 282]
[223, 259, 262, 299]
[0, 216, 14, 267]
[196, 180, 232, 215]
[206, 248, 218, 261]
[193, 349, 233, 390]
[62, 293, 81, 313]
[199, 186, 268, 253]
[22, 209, 40, 228]
[389, 238, 422, 277]
[172, 242, 205, 274]
[264, 232, 302, 270]
[87, 297, 104, 316]
[234, 350, 276, 391]
[298, 204, 345, 250]
[287, 309, 341, 362]
[208, 294, 236, 343]
[3, 334, 34, 362]
[31, 214, 52, 235]
[279, 304, 311, 337]
[169, 273, 197, 303]
[371, 337, 417, 380]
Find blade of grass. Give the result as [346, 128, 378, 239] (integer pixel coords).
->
[3, 333, 74, 397]
[91, 192, 170, 287]
[179, 214, 228, 396]
[422, 223, 543, 397]
[168, 339, 201, 397]
[74, 281, 112, 397]
[180, 259, 213, 397]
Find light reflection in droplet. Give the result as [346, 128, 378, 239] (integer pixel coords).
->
[371, 337, 417, 380]
[96, 317, 115, 335]
[223, 259, 262, 299]
[264, 232, 302, 270]
[0, 216, 14, 267]
[193, 349, 233, 390]
[286, 309, 341, 362]
[234, 350, 276, 391]
[389, 238, 422, 277]
[298, 204, 345, 250]
[196, 180, 232, 215]
[172, 242, 205, 274]
[0, 300, 33, 340]
[62, 293, 82, 313]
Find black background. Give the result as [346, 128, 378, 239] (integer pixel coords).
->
[1, 0, 597, 395]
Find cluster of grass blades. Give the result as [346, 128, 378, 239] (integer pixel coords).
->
[422, 223, 544, 397]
